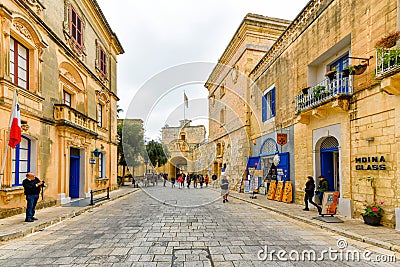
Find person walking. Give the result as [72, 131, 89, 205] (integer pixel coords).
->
[205, 175, 209, 187]
[220, 175, 229, 203]
[177, 174, 183, 189]
[186, 174, 191, 189]
[317, 175, 329, 204]
[171, 176, 175, 188]
[193, 174, 198, 188]
[199, 174, 204, 188]
[303, 176, 321, 213]
[22, 173, 44, 222]
[163, 173, 168, 187]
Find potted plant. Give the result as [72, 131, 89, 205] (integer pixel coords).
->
[352, 63, 368, 75]
[375, 31, 400, 49]
[325, 68, 336, 80]
[313, 85, 326, 98]
[342, 67, 352, 77]
[301, 86, 310, 95]
[362, 201, 384, 226]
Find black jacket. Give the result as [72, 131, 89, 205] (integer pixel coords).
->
[305, 180, 315, 196]
[22, 177, 41, 195]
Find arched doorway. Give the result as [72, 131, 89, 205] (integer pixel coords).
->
[319, 137, 339, 192]
[169, 156, 187, 178]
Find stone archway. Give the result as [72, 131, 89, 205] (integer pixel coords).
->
[168, 156, 188, 178]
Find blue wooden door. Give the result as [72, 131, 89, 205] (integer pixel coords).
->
[276, 152, 290, 181]
[69, 156, 80, 198]
[321, 151, 335, 191]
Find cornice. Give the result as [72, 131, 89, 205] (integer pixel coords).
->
[89, 0, 124, 54]
[205, 13, 290, 89]
[250, 0, 334, 81]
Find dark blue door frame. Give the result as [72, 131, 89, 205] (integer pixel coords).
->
[69, 155, 80, 198]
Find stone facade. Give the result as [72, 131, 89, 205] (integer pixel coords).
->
[161, 120, 206, 178]
[0, 0, 123, 208]
[248, 0, 400, 227]
[205, 14, 291, 189]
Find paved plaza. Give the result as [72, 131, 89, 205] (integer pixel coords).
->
[0, 184, 399, 266]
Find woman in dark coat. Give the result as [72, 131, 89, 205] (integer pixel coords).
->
[304, 176, 322, 213]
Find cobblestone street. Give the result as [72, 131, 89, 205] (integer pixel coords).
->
[0, 184, 398, 266]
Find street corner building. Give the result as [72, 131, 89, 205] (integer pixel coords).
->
[207, 1, 400, 227]
[204, 13, 291, 190]
[0, 0, 124, 213]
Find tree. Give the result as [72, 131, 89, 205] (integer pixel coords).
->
[118, 120, 145, 184]
[146, 140, 169, 169]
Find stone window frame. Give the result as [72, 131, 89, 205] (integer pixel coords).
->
[95, 90, 110, 130]
[220, 106, 226, 125]
[8, 16, 47, 94]
[95, 40, 108, 81]
[63, 2, 86, 59]
[220, 84, 226, 99]
[262, 85, 276, 122]
[97, 103, 103, 128]
[62, 89, 72, 106]
[10, 37, 29, 90]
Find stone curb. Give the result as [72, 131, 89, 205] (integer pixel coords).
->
[0, 188, 140, 242]
[229, 193, 400, 253]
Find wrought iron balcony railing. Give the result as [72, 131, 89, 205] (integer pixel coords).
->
[295, 73, 353, 113]
[54, 104, 98, 135]
[376, 48, 400, 78]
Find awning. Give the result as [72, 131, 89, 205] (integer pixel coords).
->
[246, 156, 261, 170]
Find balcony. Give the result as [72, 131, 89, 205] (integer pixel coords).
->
[295, 73, 353, 114]
[376, 48, 400, 95]
[54, 104, 98, 136]
[376, 48, 400, 78]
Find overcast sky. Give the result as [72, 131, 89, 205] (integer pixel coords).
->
[96, 0, 310, 139]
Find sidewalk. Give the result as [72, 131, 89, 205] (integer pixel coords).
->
[0, 185, 139, 242]
[228, 190, 400, 253]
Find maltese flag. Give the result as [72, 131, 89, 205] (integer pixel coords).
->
[184, 92, 188, 108]
[8, 90, 21, 148]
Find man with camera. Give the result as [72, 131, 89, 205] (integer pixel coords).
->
[22, 173, 44, 222]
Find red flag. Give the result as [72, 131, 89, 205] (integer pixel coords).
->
[8, 90, 21, 148]
[184, 93, 188, 108]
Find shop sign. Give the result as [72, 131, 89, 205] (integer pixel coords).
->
[244, 180, 250, 193]
[355, 156, 386, 170]
[277, 133, 287, 146]
[321, 191, 339, 215]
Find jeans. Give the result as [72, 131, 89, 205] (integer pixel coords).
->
[304, 194, 319, 209]
[26, 194, 39, 220]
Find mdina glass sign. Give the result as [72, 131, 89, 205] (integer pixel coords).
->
[355, 156, 386, 170]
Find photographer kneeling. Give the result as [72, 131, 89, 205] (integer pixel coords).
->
[22, 173, 44, 222]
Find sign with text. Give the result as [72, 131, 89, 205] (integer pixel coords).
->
[321, 191, 339, 215]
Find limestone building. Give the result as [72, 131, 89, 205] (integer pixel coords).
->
[248, 0, 400, 226]
[205, 14, 290, 189]
[161, 120, 206, 178]
[0, 0, 123, 210]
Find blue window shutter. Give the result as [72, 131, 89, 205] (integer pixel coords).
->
[262, 94, 267, 121]
[271, 88, 276, 117]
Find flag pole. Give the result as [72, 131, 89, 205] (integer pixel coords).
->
[0, 89, 17, 189]
[183, 91, 186, 121]
[0, 140, 9, 189]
